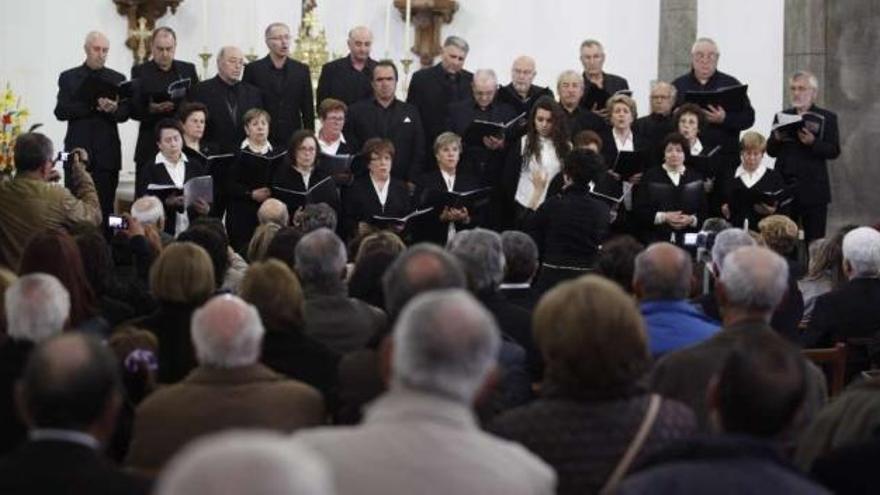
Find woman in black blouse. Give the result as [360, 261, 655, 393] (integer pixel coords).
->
[720, 131, 786, 231]
[270, 129, 340, 222]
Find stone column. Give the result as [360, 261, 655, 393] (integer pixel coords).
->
[783, 0, 826, 105]
[658, 0, 697, 83]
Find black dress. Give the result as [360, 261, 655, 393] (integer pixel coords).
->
[143, 156, 210, 236]
[270, 161, 341, 221]
[720, 166, 786, 231]
[633, 166, 707, 244]
[413, 168, 483, 246]
[342, 175, 411, 240]
[225, 147, 287, 253]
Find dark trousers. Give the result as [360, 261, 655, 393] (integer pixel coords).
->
[91, 169, 119, 222]
[794, 202, 828, 243]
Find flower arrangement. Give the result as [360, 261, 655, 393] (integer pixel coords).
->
[0, 83, 31, 177]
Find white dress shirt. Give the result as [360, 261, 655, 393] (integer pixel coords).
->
[441, 169, 457, 241]
[734, 162, 767, 189]
[613, 128, 634, 152]
[155, 151, 190, 235]
[318, 132, 346, 155]
[372, 176, 389, 207]
[241, 139, 273, 155]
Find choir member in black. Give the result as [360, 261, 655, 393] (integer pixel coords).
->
[556, 70, 607, 139]
[225, 109, 282, 253]
[130, 27, 198, 197]
[675, 102, 723, 215]
[672, 38, 755, 170]
[344, 60, 426, 184]
[342, 138, 411, 240]
[316, 26, 377, 106]
[767, 70, 841, 242]
[243, 22, 315, 145]
[317, 98, 355, 156]
[578, 39, 629, 116]
[446, 69, 517, 181]
[524, 149, 611, 293]
[270, 130, 340, 226]
[502, 96, 571, 229]
[414, 132, 482, 246]
[189, 46, 263, 153]
[633, 133, 707, 244]
[143, 119, 210, 237]
[602, 94, 649, 174]
[633, 81, 676, 158]
[720, 131, 786, 231]
[495, 56, 553, 138]
[406, 36, 473, 158]
[54, 31, 130, 222]
[179, 102, 230, 218]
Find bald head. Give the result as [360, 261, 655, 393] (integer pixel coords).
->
[217, 46, 244, 83]
[347, 25, 373, 63]
[191, 295, 265, 368]
[511, 55, 537, 95]
[382, 244, 466, 321]
[83, 31, 109, 70]
[634, 242, 693, 300]
[257, 198, 289, 227]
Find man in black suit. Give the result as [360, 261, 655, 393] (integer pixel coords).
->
[130, 27, 198, 197]
[556, 70, 607, 139]
[316, 26, 377, 106]
[634, 81, 677, 158]
[0, 332, 149, 494]
[579, 39, 629, 116]
[244, 22, 315, 146]
[767, 70, 841, 242]
[344, 61, 425, 184]
[495, 56, 553, 128]
[54, 31, 130, 221]
[407, 35, 473, 159]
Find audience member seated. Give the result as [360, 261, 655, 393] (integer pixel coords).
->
[295, 228, 385, 354]
[651, 246, 827, 433]
[347, 230, 406, 310]
[130, 194, 172, 245]
[0, 134, 101, 271]
[71, 224, 136, 327]
[126, 242, 216, 384]
[257, 197, 290, 227]
[499, 230, 540, 311]
[263, 226, 303, 270]
[155, 431, 333, 495]
[183, 217, 246, 293]
[19, 229, 106, 335]
[126, 295, 324, 475]
[246, 223, 281, 262]
[296, 289, 556, 495]
[595, 234, 644, 294]
[756, 215, 806, 341]
[240, 260, 340, 406]
[799, 225, 855, 325]
[293, 202, 339, 235]
[692, 228, 756, 321]
[0, 274, 69, 456]
[635, 243, 719, 357]
[489, 275, 696, 495]
[811, 429, 880, 495]
[618, 332, 828, 495]
[803, 226, 880, 378]
[0, 333, 150, 495]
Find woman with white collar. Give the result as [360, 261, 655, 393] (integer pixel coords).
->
[342, 137, 411, 240]
[720, 131, 786, 231]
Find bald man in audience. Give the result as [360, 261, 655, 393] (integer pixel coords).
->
[126, 295, 324, 474]
[634, 243, 719, 357]
[317, 26, 378, 106]
[556, 70, 607, 138]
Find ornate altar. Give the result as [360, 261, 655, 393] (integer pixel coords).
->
[393, 0, 459, 68]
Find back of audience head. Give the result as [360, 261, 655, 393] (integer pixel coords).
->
[709, 331, 806, 439]
[130, 195, 166, 231]
[107, 326, 158, 405]
[572, 129, 603, 152]
[757, 214, 799, 255]
[264, 226, 303, 270]
[563, 148, 606, 187]
[711, 228, 756, 275]
[70, 223, 113, 296]
[595, 235, 644, 294]
[535, 275, 649, 397]
[19, 229, 97, 327]
[6, 273, 69, 343]
[150, 242, 216, 306]
[18, 332, 121, 437]
[156, 431, 334, 495]
[447, 228, 505, 294]
[348, 231, 406, 309]
[293, 203, 338, 235]
[240, 259, 305, 333]
[13, 132, 54, 175]
[257, 198, 289, 227]
[806, 224, 856, 287]
[177, 225, 228, 288]
[392, 289, 500, 403]
[842, 226, 880, 279]
[633, 242, 692, 300]
[294, 227, 346, 293]
[702, 216, 731, 233]
[382, 243, 466, 322]
[247, 223, 282, 262]
[191, 295, 264, 369]
[501, 231, 538, 284]
[717, 246, 789, 318]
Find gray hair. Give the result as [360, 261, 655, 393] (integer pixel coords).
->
[691, 37, 720, 55]
[392, 289, 500, 402]
[501, 230, 538, 283]
[557, 69, 583, 87]
[382, 243, 466, 320]
[579, 39, 604, 51]
[157, 431, 333, 495]
[842, 227, 880, 277]
[257, 198, 289, 227]
[650, 80, 678, 100]
[294, 228, 346, 290]
[633, 243, 692, 300]
[719, 246, 789, 313]
[447, 228, 505, 293]
[443, 35, 469, 54]
[295, 203, 337, 234]
[6, 274, 69, 343]
[791, 70, 819, 91]
[472, 68, 497, 85]
[131, 195, 165, 227]
[191, 295, 265, 368]
[264, 22, 290, 39]
[711, 228, 756, 272]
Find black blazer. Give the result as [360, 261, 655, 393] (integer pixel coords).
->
[243, 55, 315, 144]
[600, 126, 650, 170]
[495, 84, 554, 123]
[766, 105, 840, 206]
[342, 175, 411, 240]
[143, 157, 210, 235]
[563, 106, 608, 141]
[579, 71, 630, 111]
[54, 64, 130, 172]
[130, 59, 199, 165]
[316, 56, 377, 106]
[0, 440, 150, 495]
[414, 168, 483, 245]
[634, 112, 675, 164]
[188, 76, 264, 153]
[633, 166, 707, 244]
[719, 166, 786, 231]
[225, 148, 286, 252]
[406, 63, 474, 150]
[804, 277, 880, 348]
[344, 98, 426, 181]
[446, 98, 519, 181]
[270, 161, 341, 218]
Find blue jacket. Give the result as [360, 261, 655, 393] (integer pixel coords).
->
[640, 300, 720, 357]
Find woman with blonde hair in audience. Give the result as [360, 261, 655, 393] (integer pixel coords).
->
[757, 214, 806, 341]
[247, 222, 282, 262]
[489, 275, 696, 495]
[127, 242, 216, 384]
